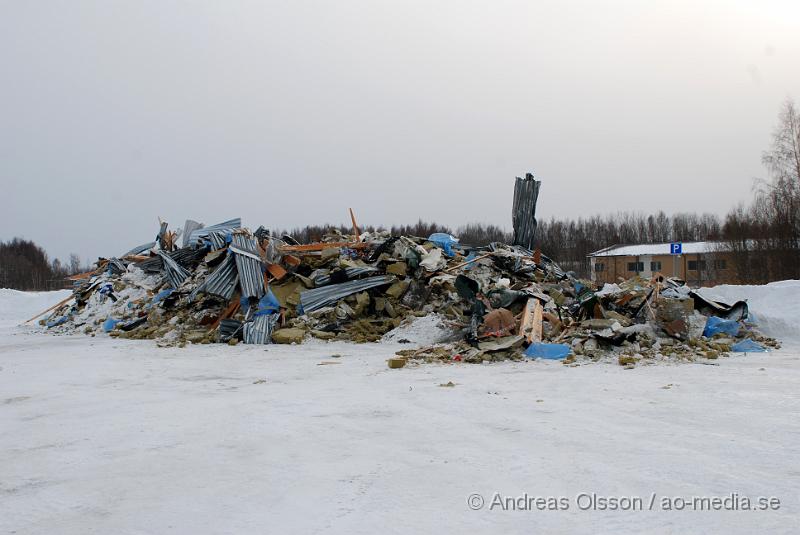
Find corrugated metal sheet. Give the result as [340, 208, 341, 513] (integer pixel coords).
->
[218, 318, 242, 342]
[157, 250, 190, 289]
[299, 275, 395, 314]
[206, 231, 229, 250]
[230, 234, 265, 299]
[185, 218, 242, 247]
[182, 220, 204, 248]
[512, 173, 541, 250]
[107, 257, 126, 275]
[191, 253, 238, 301]
[136, 246, 208, 274]
[243, 314, 279, 344]
[123, 241, 155, 257]
[311, 266, 379, 287]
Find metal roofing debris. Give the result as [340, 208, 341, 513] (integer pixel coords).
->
[230, 234, 265, 299]
[185, 218, 242, 247]
[311, 266, 379, 287]
[182, 220, 204, 248]
[299, 275, 396, 314]
[218, 319, 242, 342]
[512, 173, 541, 250]
[123, 241, 155, 257]
[243, 314, 279, 344]
[157, 250, 190, 289]
[191, 253, 238, 301]
[137, 246, 208, 273]
[107, 258, 126, 275]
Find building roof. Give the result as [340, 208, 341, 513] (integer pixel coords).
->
[589, 241, 726, 258]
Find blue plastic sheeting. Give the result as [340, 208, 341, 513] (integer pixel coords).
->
[462, 251, 478, 270]
[254, 289, 280, 317]
[46, 315, 68, 328]
[703, 316, 740, 338]
[524, 343, 572, 360]
[428, 233, 459, 257]
[731, 339, 768, 353]
[103, 318, 120, 332]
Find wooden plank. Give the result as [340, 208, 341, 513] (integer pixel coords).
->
[266, 263, 287, 280]
[441, 252, 493, 274]
[531, 300, 543, 342]
[349, 208, 361, 242]
[67, 269, 98, 281]
[519, 298, 543, 343]
[208, 295, 241, 331]
[24, 294, 74, 324]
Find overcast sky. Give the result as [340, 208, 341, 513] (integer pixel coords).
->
[2, 1, 799, 262]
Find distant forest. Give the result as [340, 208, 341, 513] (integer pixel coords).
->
[2, 100, 798, 290]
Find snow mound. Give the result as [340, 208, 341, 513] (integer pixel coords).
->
[382, 314, 454, 346]
[0, 289, 72, 325]
[698, 280, 800, 342]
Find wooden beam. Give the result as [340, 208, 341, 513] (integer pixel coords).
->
[208, 295, 241, 331]
[441, 252, 493, 273]
[349, 208, 361, 242]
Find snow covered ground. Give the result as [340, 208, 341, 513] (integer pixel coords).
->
[1, 287, 799, 534]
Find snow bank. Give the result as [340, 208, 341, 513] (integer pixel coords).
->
[698, 280, 800, 342]
[0, 289, 72, 325]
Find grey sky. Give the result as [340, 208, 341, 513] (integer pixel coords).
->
[2, 0, 799, 263]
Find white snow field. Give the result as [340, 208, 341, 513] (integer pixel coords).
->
[1, 286, 799, 534]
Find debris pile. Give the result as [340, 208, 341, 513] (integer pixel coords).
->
[39, 215, 779, 366]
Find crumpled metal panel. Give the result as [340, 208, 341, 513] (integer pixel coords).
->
[191, 253, 238, 301]
[512, 173, 541, 250]
[185, 218, 242, 248]
[123, 241, 155, 257]
[299, 275, 395, 314]
[230, 234, 265, 299]
[136, 246, 208, 274]
[310, 266, 379, 287]
[157, 250, 190, 289]
[243, 314, 279, 344]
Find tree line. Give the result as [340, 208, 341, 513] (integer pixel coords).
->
[0, 238, 87, 291]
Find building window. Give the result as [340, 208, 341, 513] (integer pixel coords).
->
[650, 261, 662, 272]
[627, 262, 644, 272]
[688, 260, 707, 271]
[594, 263, 605, 272]
[713, 259, 727, 270]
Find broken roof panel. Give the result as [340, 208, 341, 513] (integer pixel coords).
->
[185, 218, 242, 247]
[230, 234, 265, 299]
[299, 275, 395, 314]
[157, 250, 190, 289]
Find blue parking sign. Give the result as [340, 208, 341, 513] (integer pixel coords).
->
[670, 243, 682, 255]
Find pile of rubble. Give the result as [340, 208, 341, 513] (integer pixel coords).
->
[39, 215, 778, 367]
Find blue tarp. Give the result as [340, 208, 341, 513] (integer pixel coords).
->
[730, 339, 768, 353]
[46, 315, 68, 328]
[703, 316, 740, 338]
[428, 233, 459, 257]
[524, 343, 572, 360]
[462, 251, 478, 270]
[254, 289, 281, 317]
[103, 318, 120, 332]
